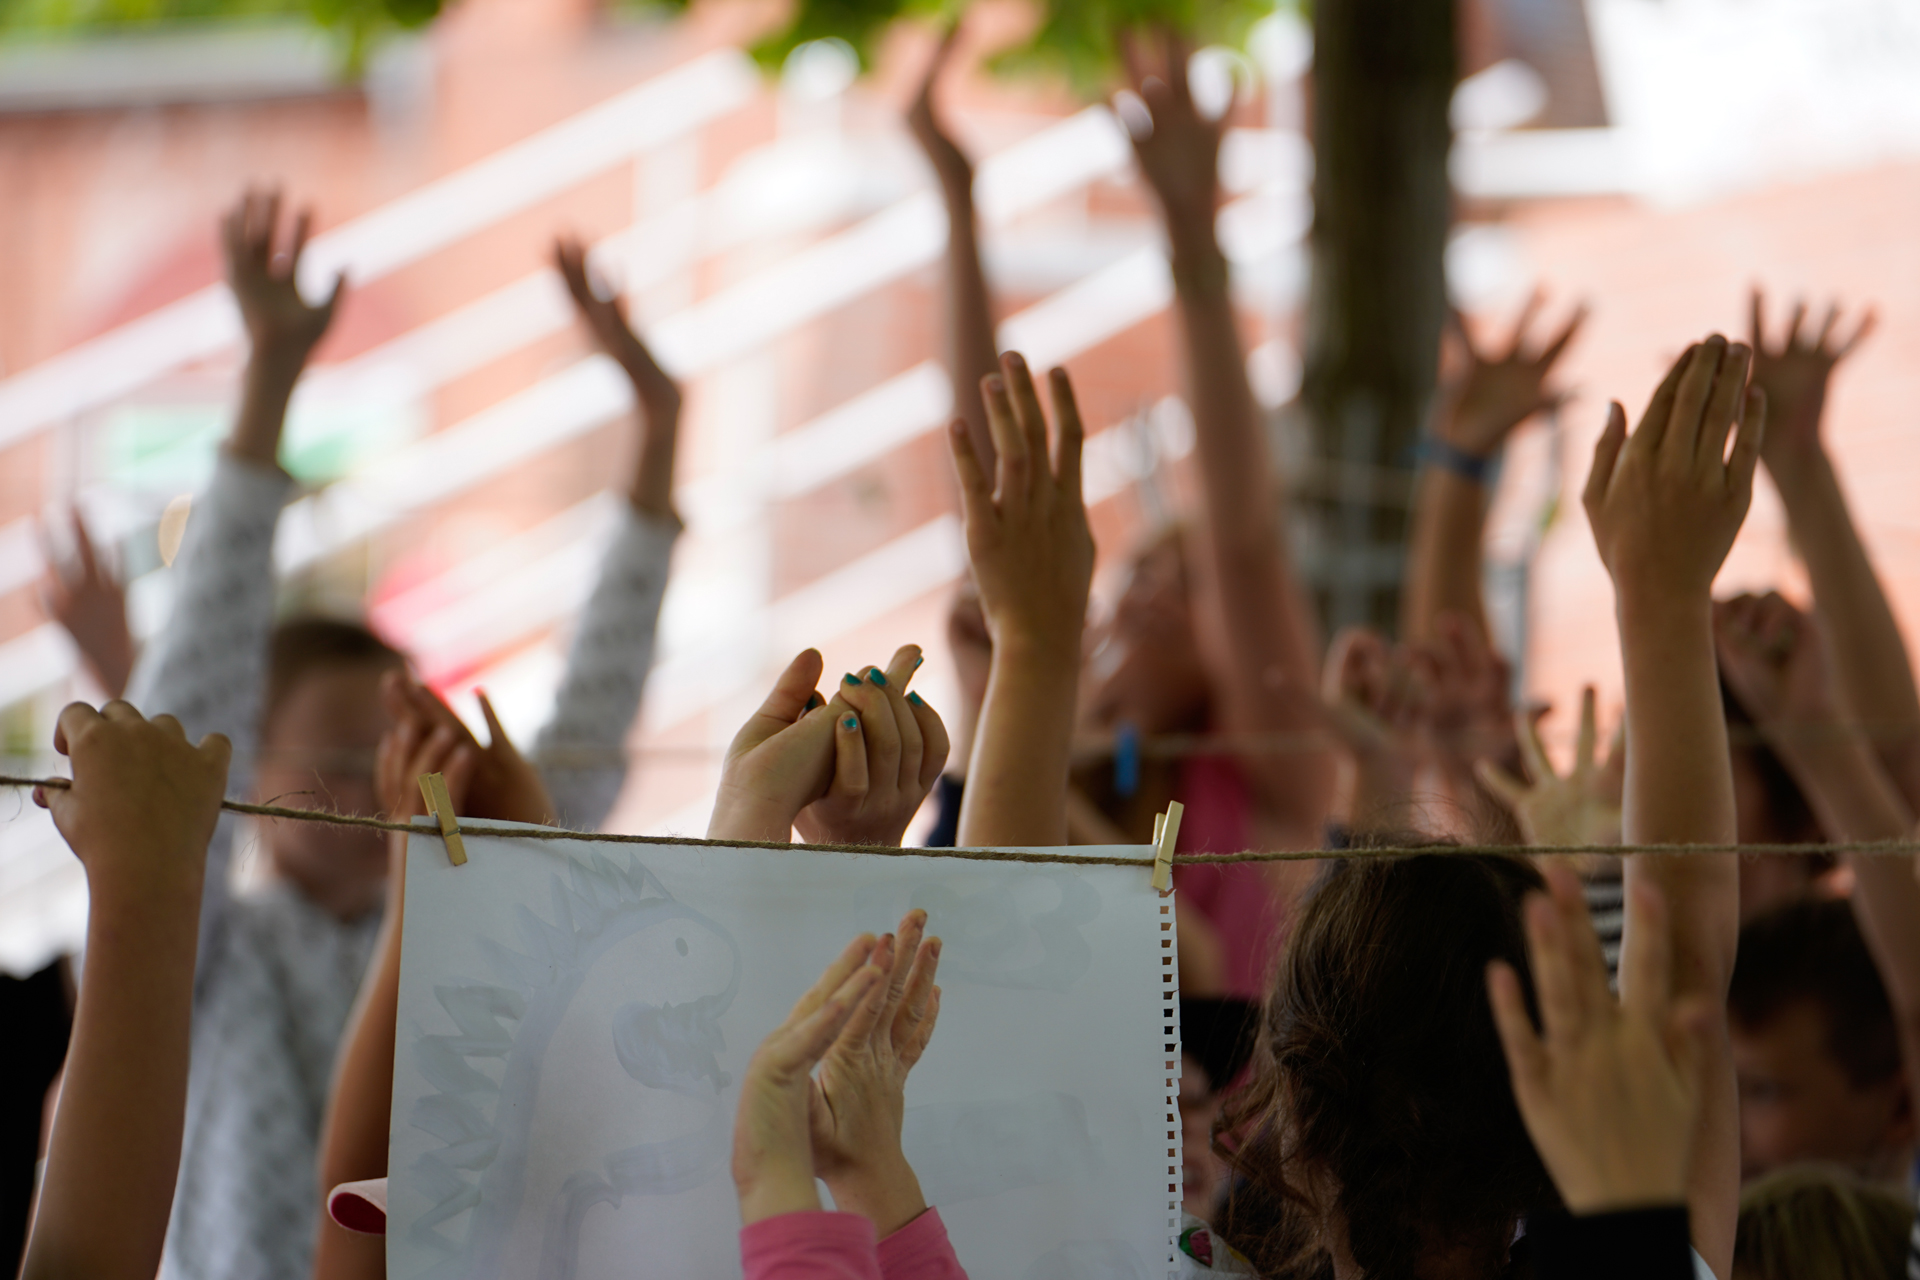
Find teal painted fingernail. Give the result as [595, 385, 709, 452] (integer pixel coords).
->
[843, 673, 861, 686]
[805, 694, 822, 711]
[907, 691, 925, 707]
[868, 670, 888, 687]
[842, 716, 858, 730]
[914, 654, 924, 669]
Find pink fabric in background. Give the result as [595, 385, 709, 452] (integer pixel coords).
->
[1169, 755, 1286, 1000]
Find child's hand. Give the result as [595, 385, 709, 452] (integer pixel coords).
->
[222, 187, 343, 369]
[1582, 337, 1765, 608]
[377, 672, 554, 826]
[710, 649, 842, 844]
[1487, 866, 1709, 1213]
[907, 25, 974, 198]
[38, 511, 134, 699]
[553, 236, 682, 427]
[1477, 687, 1625, 850]
[1322, 626, 1428, 770]
[1713, 592, 1841, 734]
[373, 686, 480, 823]
[948, 354, 1094, 663]
[37, 702, 230, 899]
[1436, 295, 1585, 459]
[1119, 30, 1224, 234]
[1748, 290, 1873, 469]
[796, 647, 951, 847]
[812, 910, 942, 1235]
[1418, 612, 1517, 777]
[732, 935, 886, 1226]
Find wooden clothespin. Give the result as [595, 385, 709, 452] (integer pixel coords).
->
[1151, 800, 1183, 894]
[418, 772, 467, 866]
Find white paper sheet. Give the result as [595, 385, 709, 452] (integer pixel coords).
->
[388, 828, 1180, 1280]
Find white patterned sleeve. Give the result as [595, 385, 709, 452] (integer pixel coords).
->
[125, 453, 292, 981]
[532, 506, 681, 831]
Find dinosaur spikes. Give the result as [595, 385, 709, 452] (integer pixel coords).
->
[413, 1036, 500, 1097]
[480, 937, 552, 990]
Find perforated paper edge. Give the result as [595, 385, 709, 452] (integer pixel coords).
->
[1163, 895, 1182, 1279]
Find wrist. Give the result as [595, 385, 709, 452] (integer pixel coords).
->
[824, 1155, 926, 1237]
[1166, 235, 1228, 296]
[708, 791, 798, 845]
[987, 628, 1082, 672]
[736, 1166, 823, 1227]
[1419, 435, 1496, 484]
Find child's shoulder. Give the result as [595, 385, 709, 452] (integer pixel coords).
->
[1176, 1214, 1260, 1276]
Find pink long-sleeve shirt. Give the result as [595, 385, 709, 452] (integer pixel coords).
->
[740, 1209, 968, 1280]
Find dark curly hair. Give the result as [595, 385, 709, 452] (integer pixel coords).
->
[1216, 845, 1559, 1279]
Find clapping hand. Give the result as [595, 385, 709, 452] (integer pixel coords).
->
[797, 647, 951, 848]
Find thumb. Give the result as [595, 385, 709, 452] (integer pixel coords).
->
[475, 689, 523, 760]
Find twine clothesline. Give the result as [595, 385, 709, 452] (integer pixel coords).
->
[7, 774, 1919, 864]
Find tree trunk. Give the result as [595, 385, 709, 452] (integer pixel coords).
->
[1298, 0, 1456, 634]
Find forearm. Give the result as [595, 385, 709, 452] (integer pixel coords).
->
[1618, 596, 1739, 991]
[24, 876, 202, 1280]
[1401, 465, 1491, 642]
[1774, 454, 1920, 803]
[1780, 732, 1920, 1069]
[943, 185, 999, 469]
[956, 644, 1077, 847]
[823, 1153, 927, 1238]
[312, 842, 404, 1280]
[228, 349, 303, 470]
[625, 396, 681, 520]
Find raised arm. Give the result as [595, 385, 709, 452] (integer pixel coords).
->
[22, 704, 228, 1280]
[1713, 591, 1920, 1104]
[537, 237, 687, 829]
[950, 356, 1094, 848]
[125, 188, 341, 967]
[908, 25, 999, 473]
[1583, 335, 1764, 1278]
[1401, 297, 1584, 643]
[1122, 33, 1330, 835]
[1745, 293, 1918, 801]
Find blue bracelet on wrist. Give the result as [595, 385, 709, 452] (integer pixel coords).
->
[1419, 436, 1496, 484]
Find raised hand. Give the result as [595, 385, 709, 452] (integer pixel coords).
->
[709, 649, 842, 844]
[1477, 687, 1624, 850]
[38, 512, 135, 699]
[377, 671, 554, 826]
[1712, 592, 1840, 734]
[1322, 627, 1427, 775]
[1418, 611, 1518, 779]
[223, 187, 343, 370]
[1748, 289, 1874, 467]
[796, 646, 951, 848]
[1119, 29, 1224, 235]
[1488, 866, 1708, 1214]
[36, 701, 229, 896]
[373, 682, 480, 823]
[732, 935, 886, 1226]
[553, 235, 683, 518]
[949, 354, 1094, 847]
[1437, 293, 1586, 459]
[907, 25, 974, 198]
[812, 910, 942, 1234]
[1583, 336, 1764, 605]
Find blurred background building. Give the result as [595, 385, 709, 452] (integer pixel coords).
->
[2, 0, 1920, 972]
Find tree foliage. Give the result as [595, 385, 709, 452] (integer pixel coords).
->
[0, 0, 442, 76]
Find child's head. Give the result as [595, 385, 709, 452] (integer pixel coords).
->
[1734, 1164, 1912, 1280]
[1222, 848, 1554, 1278]
[256, 617, 407, 915]
[1082, 526, 1210, 736]
[1729, 897, 1912, 1182]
